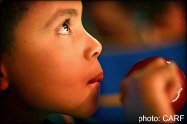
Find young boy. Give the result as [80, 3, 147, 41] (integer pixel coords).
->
[0, 1, 183, 124]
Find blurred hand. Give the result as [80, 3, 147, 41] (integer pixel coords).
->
[120, 57, 182, 122]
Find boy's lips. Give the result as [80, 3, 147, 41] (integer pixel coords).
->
[88, 72, 104, 84]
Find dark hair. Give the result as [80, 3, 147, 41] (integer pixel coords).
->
[0, 0, 30, 54]
[0, 0, 31, 99]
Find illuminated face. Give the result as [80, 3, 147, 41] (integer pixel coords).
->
[4, 1, 103, 117]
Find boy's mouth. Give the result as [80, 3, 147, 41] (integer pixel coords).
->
[88, 72, 104, 84]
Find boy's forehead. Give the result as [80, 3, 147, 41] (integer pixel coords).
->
[26, 1, 82, 20]
[14, 1, 82, 38]
[29, 1, 82, 10]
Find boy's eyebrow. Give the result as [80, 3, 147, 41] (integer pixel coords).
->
[44, 9, 78, 28]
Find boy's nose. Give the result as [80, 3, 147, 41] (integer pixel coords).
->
[84, 32, 102, 61]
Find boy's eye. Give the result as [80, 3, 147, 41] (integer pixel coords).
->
[57, 19, 71, 35]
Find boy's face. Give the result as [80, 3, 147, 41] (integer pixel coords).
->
[4, 1, 103, 116]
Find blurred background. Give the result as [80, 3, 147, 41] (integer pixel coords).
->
[81, 1, 186, 123]
[82, 1, 185, 52]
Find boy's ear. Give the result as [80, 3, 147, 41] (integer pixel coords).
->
[0, 63, 9, 91]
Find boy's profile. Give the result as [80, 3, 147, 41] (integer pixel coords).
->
[0, 1, 184, 124]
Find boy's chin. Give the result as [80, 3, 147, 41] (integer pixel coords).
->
[69, 91, 100, 117]
[68, 103, 98, 118]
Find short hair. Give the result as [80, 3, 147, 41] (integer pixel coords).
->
[0, 0, 31, 99]
[0, 0, 30, 54]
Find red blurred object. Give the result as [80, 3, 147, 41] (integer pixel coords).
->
[126, 56, 186, 113]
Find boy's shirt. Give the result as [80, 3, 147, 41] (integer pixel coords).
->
[44, 114, 97, 124]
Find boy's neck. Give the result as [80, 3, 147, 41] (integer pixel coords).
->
[0, 88, 49, 124]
